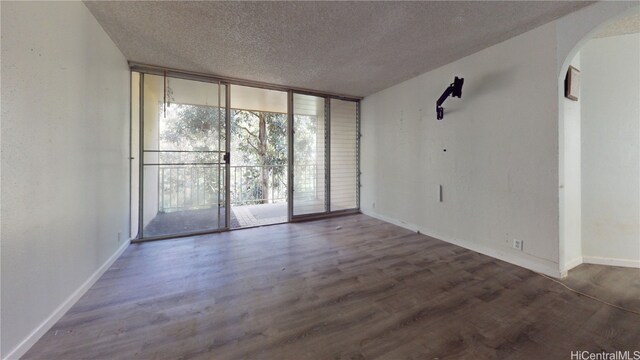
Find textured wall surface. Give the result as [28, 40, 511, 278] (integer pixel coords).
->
[1, 2, 129, 357]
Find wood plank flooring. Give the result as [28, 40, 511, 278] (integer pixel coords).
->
[23, 215, 640, 359]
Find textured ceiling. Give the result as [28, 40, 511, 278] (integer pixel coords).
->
[597, 12, 640, 38]
[85, 1, 593, 97]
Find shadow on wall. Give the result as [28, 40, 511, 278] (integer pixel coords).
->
[441, 67, 517, 118]
[463, 67, 517, 102]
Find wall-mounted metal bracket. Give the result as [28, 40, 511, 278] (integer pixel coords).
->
[436, 76, 464, 120]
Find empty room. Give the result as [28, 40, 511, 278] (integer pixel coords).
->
[2, 1, 640, 359]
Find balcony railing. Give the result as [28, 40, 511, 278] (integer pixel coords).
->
[230, 165, 287, 205]
[158, 164, 320, 212]
[157, 166, 218, 213]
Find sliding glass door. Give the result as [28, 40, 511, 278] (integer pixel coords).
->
[229, 85, 288, 228]
[139, 73, 227, 238]
[131, 69, 360, 239]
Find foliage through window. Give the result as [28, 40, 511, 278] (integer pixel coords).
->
[157, 103, 318, 209]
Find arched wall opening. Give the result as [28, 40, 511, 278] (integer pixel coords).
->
[559, 6, 640, 275]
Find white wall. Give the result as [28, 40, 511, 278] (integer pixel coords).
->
[0, 2, 130, 358]
[361, 22, 562, 276]
[580, 33, 640, 267]
[555, 0, 639, 274]
[562, 53, 583, 270]
[361, 2, 639, 277]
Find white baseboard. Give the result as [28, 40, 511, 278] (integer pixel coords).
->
[582, 256, 640, 269]
[562, 256, 583, 273]
[4, 240, 130, 360]
[362, 210, 563, 278]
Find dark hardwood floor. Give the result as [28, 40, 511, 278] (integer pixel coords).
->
[24, 215, 640, 359]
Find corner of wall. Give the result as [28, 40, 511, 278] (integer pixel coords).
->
[581, 256, 640, 269]
[3, 240, 130, 360]
[362, 210, 564, 279]
[556, 1, 640, 275]
[1, 2, 131, 358]
[562, 256, 583, 274]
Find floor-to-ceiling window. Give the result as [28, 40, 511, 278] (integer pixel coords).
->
[131, 68, 360, 240]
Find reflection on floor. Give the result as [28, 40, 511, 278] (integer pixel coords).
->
[24, 215, 640, 359]
[142, 203, 288, 236]
[232, 203, 287, 228]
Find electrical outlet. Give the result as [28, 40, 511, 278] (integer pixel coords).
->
[513, 239, 523, 251]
